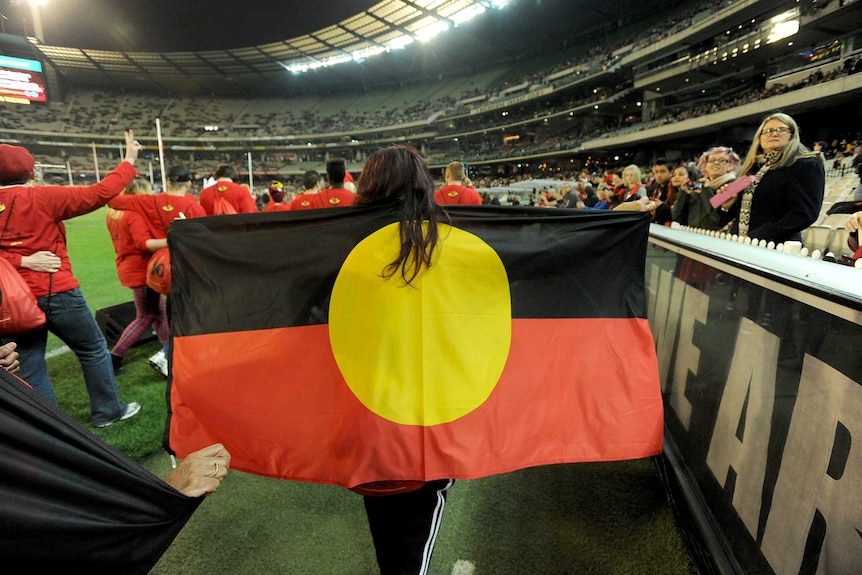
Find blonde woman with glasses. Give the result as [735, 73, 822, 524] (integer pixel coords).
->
[718, 112, 825, 243]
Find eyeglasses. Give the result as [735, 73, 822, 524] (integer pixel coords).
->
[760, 127, 792, 137]
[706, 158, 730, 164]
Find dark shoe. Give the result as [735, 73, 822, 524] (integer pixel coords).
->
[110, 353, 126, 376]
[94, 402, 141, 428]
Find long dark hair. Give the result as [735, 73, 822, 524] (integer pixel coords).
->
[355, 145, 445, 285]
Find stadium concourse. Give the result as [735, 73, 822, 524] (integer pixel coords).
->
[0, 0, 861, 573]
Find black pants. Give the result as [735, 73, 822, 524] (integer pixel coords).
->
[363, 479, 454, 575]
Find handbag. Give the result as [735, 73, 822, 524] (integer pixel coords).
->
[0, 257, 46, 334]
[146, 247, 171, 296]
[0, 197, 47, 334]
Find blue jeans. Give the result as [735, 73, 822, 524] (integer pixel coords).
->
[12, 288, 127, 426]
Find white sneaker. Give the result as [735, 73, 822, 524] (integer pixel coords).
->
[148, 350, 168, 377]
[94, 401, 141, 428]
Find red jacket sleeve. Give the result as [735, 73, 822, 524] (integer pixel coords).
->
[50, 162, 137, 221]
[125, 210, 156, 253]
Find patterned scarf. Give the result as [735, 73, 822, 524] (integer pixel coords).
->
[708, 171, 737, 192]
[737, 150, 781, 238]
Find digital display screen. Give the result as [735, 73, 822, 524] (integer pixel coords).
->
[0, 55, 47, 104]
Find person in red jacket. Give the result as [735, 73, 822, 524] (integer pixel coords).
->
[290, 169, 323, 211]
[105, 177, 169, 375]
[434, 161, 482, 205]
[0, 130, 142, 428]
[198, 165, 258, 215]
[108, 165, 206, 237]
[318, 157, 356, 208]
[107, 165, 206, 377]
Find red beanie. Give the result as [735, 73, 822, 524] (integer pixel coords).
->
[0, 144, 35, 182]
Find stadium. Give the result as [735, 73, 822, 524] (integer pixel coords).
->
[0, 0, 860, 573]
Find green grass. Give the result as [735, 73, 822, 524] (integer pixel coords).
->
[52, 206, 167, 460]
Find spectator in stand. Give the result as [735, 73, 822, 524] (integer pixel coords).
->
[584, 183, 612, 210]
[263, 181, 291, 212]
[557, 183, 580, 208]
[843, 208, 862, 260]
[610, 171, 624, 200]
[105, 177, 168, 376]
[290, 170, 323, 211]
[199, 165, 258, 215]
[852, 145, 862, 201]
[646, 159, 675, 225]
[538, 186, 562, 207]
[0, 131, 143, 428]
[670, 164, 721, 230]
[480, 191, 501, 205]
[719, 112, 824, 243]
[832, 152, 846, 176]
[435, 161, 482, 205]
[693, 146, 741, 225]
[617, 164, 647, 205]
[318, 158, 356, 208]
[574, 181, 598, 208]
[108, 165, 207, 377]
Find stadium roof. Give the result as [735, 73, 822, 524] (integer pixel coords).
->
[5, 0, 667, 96]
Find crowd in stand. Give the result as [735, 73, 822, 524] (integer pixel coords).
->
[8, 46, 858, 177]
[1, 0, 859, 184]
[4, 0, 838, 147]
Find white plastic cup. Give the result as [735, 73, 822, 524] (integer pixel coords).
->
[784, 241, 802, 255]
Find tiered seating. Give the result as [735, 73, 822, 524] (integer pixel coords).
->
[802, 173, 859, 257]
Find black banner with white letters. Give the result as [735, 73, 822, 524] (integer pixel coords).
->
[647, 227, 862, 575]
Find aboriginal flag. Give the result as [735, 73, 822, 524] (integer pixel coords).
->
[167, 205, 662, 489]
[0, 369, 201, 573]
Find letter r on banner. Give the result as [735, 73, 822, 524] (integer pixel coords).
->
[761, 355, 862, 575]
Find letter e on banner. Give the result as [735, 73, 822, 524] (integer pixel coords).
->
[670, 284, 708, 429]
[761, 355, 862, 574]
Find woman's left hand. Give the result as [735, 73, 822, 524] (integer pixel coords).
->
[845, 212, 862, 234]
[164, 443, 231, 497]
[0, 342, 20, 373]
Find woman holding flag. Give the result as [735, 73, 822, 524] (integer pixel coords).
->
[352, 145, 455, 575]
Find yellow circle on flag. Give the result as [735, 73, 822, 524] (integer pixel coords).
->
[329, 223, 511, 426]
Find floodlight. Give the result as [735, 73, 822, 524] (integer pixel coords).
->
[416, 21, 450, 42]
[766, 9, 799, 44]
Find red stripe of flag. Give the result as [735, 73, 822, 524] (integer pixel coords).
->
[170, 317, 662, 488]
